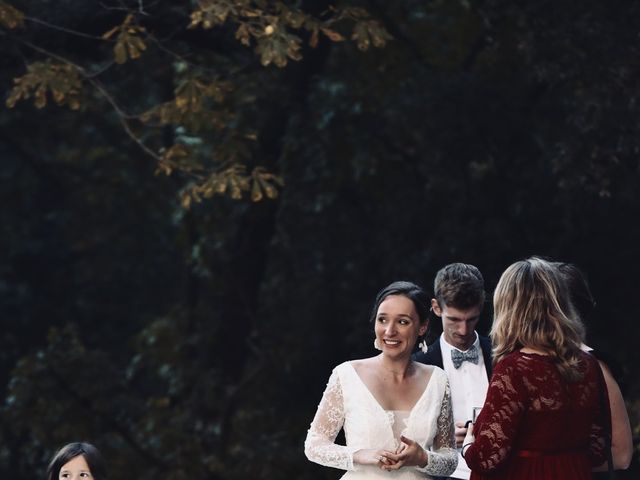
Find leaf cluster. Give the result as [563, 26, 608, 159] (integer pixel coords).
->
[0, 0, 23, 29]
[6, 61, 82, 109]
[2, 0, 390, 209]
[102, 13, 147, 64]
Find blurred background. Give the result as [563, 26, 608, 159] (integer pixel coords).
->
[1, 1, 638, 479]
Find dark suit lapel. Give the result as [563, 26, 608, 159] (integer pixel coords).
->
[479, 336, 493, 377]
[427, 339, 444, 369]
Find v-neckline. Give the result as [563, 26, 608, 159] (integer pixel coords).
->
[347, 361, 433, 415]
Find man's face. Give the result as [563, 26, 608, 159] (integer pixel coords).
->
[432, 299, 482, 351]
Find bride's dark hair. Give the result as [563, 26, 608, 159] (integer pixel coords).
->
[370, 281, 430, 326]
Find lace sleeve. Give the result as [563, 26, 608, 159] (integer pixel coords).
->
[464, 358, 526, 473]
[304, 369, 357, 471]
[416, 381, 458, 476]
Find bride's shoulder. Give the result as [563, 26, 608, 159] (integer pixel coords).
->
[415, 363, 447, 382]
[346, 357, 376, 375]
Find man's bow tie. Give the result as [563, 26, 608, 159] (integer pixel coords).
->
[451, 345, 479, 369]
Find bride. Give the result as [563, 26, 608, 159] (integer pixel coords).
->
[305, 281, 458, 479]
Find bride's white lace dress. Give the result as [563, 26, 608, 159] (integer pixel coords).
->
[305, 361, 458, 479]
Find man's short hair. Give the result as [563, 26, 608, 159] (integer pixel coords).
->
[434, 263, 485, 310]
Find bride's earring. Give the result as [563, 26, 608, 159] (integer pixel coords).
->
[374, 338, 382, 350]
[418, 339, 428, 354]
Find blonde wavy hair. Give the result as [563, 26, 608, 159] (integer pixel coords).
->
[491, 257, 586, 381]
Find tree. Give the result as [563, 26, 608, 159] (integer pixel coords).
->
[0, 1, 397, 479]
[1, 0, 390, 206]
[2, 1, 639, 479]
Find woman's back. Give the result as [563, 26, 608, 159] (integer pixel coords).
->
[466, 350, 608, 480]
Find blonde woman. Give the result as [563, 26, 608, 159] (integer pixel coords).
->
[462, 258, 610, 480]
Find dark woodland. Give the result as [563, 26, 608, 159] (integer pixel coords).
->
[1, 1, 639, 478]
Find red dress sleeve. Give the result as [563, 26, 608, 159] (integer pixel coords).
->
[464, 354, 527, 473]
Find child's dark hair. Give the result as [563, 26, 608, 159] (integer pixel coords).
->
[47, 442, 106, 480]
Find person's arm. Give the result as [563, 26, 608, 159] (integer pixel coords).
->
[418, 380, 458, 476]
[382, 380, 458, 476]
[462, 357, 526, 474]
[304, 369, 359, 470]
[592, 360, 633, 471]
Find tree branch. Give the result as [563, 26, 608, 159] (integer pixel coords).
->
[24, 16, 108, 41]
[13, 37, 164, 163]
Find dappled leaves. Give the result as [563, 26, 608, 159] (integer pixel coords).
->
[0, 1, 23, 29]
[189, 0, 246, 28]
[6, 61, 82, 109]
[179, 164, 284, 208]
[351, 19, 392, 50]
[190, 1, 388, 67]
[2, 1, 391, 208]
[250, 166, 284, 201]
[102, 13, 147, 64]
[339, 7, 392, 50]
[140, 76, 233, 131]
[256, 25, 302, 67]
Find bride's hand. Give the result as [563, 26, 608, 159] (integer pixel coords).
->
[381, 435, 428, 470]
[353, 449, 398, 469]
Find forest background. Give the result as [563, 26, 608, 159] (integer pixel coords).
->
[1, 1, 639, 479]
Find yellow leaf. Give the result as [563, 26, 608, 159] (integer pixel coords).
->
[0, 1, 24, 29]
[214, 177, 227, 194]
[321, 28, 345, 42]
[129, 35, 147, 52]
[235, 23, 251, 46]
[229, 177, 242, 199]
[251, 179, 263, 202]
[127, 42, 142, 59]
[114, 40, 127, 64]
[309, 28, 319, 48]
[188, 11, 202, 29]
[181, 193, 192, 209]
[5, 90, 21, 108]
[34, 86, 47, 108]
[175, 95, 189, 111]
[202, 185, 215, 199]
[52, 89, 65, 103]
[259, 177, 278, 199]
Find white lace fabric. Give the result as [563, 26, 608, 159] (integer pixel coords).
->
[305, 362, 458, 479]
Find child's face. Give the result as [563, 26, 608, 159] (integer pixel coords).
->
[59, 455, 93, 480]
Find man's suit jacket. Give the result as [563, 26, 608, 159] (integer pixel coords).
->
[413, 334, 493, 378]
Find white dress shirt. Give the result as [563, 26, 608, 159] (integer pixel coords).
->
[440, 333, 489, 480]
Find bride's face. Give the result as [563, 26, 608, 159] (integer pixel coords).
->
[374, 295, 427, 357]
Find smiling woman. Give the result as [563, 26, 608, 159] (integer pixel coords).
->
[304, 281, 458, 479]
[46, 443, 106, 480]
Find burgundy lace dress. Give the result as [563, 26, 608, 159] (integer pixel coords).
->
[465, 351, 609, 480]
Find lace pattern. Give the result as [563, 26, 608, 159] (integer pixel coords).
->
[304, 368, 357, 470]
[416, 382, 457, 476]
[305, 362, 458, 478]
[464, 351, 609, 476]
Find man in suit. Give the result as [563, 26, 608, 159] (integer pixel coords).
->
[414, 263, 491, 480]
